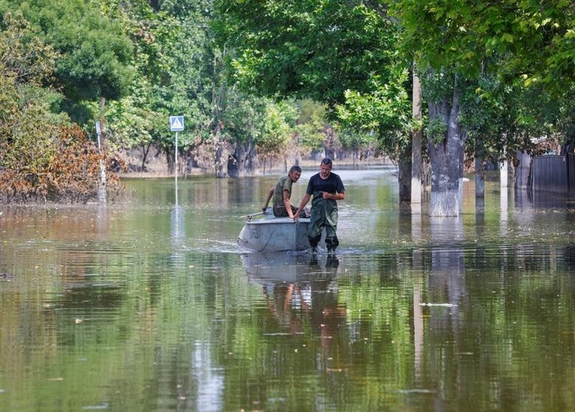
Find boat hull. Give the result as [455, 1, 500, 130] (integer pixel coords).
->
[238, 217, 312, 252]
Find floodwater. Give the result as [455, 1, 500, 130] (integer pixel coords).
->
[1, 167, 575, 412]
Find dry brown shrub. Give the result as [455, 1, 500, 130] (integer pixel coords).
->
[0, 125, 125, 204]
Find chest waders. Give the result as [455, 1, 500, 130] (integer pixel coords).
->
[308, 191, 339, 251]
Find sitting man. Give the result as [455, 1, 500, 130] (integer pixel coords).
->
[262, 165, 303, 219]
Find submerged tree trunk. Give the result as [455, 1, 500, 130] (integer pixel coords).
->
[398, 143, 412, 203]
[228, 141, 259, 177]
[140, 141, 152, 172]
[228, 144, 247, 178]
[411, 69, 423, 206]
[427, 85, 465, 217]
[475, 157, 485, 197]
[166, 149, 175, 175]
[215, 142, 226, 178]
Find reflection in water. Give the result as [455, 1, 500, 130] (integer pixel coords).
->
[500, 185, 508, 236]
[171, 204, 185, 246]
[423, 217, 467, 408]
[170, 204, 186, 270]
[243, 252, 345, 371]
[192, 341, 223, 412]
[4, 171, 575, 411]
[241, 252, 340, 284]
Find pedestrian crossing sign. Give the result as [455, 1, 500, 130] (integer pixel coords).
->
[170, 116, 184, 132]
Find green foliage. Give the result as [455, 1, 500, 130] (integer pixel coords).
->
[0, 0, 135, 123]
[393, 0, 575, 174]
[214, 0, 403, 108]
[259, 100, 298, 158]
[0, 10, 67, 174]
[220, 90, 266, 146]
[296, 100, 327, 152]
[3, 0, 575, 187]
[0, 10, 122, 204]
[335, 72, 412, 159]
[0, 11, 60, 86]
[213, 0, 415, 161]
[104, 76, 165, 152]
[425, 118, 448, 145]
[335, 128, 378, 156]
[394, 0, 575, 104]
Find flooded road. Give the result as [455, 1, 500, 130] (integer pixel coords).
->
[1, 167, 575, 411]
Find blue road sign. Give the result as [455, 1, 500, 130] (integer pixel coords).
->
[170, 116, 184, 132]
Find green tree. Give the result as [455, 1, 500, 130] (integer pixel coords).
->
[0, 11, 122, 203]
[100, 0, 270, 177]
[0, 0, 135, 124]
[258, 100, 298, 173]
[393, 0, 575, 215]
[0, 11, 64, 176]
[296, 100, 329, 157]
[335, 72, 412, 194]
[97, 0, 177, 171]
[215, 0, 400, 107]
[214, 0, 413, 194]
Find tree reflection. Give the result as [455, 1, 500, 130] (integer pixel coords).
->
[245, 253, 342, 337]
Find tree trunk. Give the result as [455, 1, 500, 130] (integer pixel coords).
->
[140, 142, 152, 172]
[246, 142, 259, 174]
[166, 149, 174, 174]
[228, 142, 260, 177]
[215, 141, 226, 178]
[411, 69, 423, 205]
[427, 85, 465, 217]
[475, 157, 485, 197]
[398, 143, 412, 203]
[228, 145, 247, 178]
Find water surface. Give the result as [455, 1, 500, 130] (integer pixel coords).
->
[1, 168, 575, 411]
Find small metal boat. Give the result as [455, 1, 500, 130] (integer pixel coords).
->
[237, 209, 324, 252]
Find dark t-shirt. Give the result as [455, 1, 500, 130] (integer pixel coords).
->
[305, 172, 345, 196]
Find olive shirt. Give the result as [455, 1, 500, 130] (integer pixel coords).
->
[272, 175, 294, 207]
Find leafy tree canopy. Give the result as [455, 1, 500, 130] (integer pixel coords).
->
[0, 0, 134, 122]
[394, 0, 575, 95]
[214, 0, 401, 110]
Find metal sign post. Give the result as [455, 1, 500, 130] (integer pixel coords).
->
[174, 131, 178, 204]
[95, 121, 106, 203]
[169, 116, 185, 205]
[95, 121, 102, 149]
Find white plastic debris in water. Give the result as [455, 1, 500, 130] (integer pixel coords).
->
[420, 303, 457, 307]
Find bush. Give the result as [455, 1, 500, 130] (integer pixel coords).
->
[0, 125, 125, 204]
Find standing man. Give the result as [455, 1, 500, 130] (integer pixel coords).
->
[262, 165, 302, 219]
[294, 158, 345, 254]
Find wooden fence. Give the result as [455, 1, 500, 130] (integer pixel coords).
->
[569, 153, 575, 195]
[530, 155, 568, 194]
